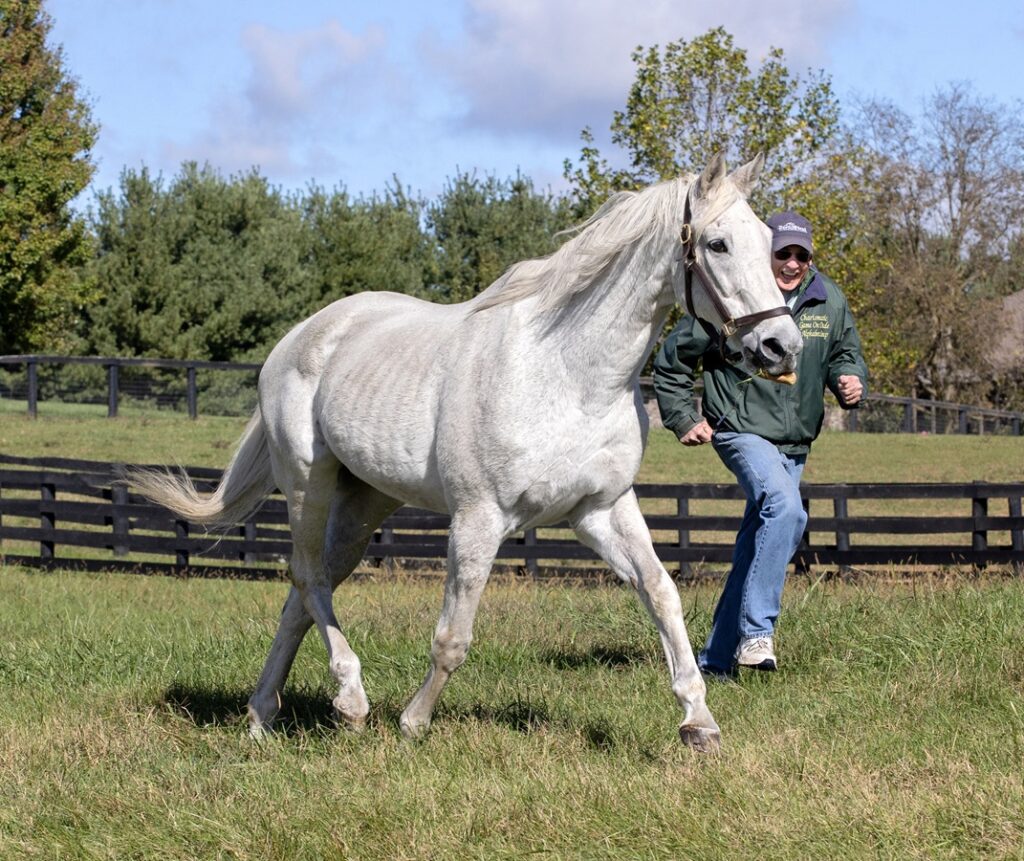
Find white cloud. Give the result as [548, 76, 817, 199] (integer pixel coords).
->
[241, 20, 388, 125]
[162, 18, 400, 183]
[426, 0, 854, 141]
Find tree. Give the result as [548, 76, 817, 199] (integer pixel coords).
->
[83, 163, 311, 362]
[563, 27, 840, 216]
[849, 85, 1024, 402]
[301, 180, 435, 312]
[426, 171, 574, 303]
[0, 0, 97, 352]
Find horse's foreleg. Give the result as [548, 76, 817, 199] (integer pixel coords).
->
[572, 490, 721, 753]
[400, 508, 504, 739]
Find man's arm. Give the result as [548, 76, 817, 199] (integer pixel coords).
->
[653, 316, 712, 440]
[826, 296, 869, 408]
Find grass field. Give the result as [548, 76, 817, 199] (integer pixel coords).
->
[2, 411, 1023, 484]
[2, 566, 1023, 859]
[2, 413, 1024, 857]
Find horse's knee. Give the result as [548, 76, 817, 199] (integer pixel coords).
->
[432, 631, 471, 674]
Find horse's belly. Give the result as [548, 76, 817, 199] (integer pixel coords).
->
[316, 359, 448, 512]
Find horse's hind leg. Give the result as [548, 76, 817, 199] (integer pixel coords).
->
[572, 490, 721, 753]
[400, 506, 506, 739]
[247, 467, 398, 736]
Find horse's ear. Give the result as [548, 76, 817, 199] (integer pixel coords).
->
[694, 152, 728, 199]
[730, 153, 765, 197]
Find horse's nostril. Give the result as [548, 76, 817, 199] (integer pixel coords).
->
[760, 337, 784, 361]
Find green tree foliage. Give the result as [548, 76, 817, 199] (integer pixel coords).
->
[302, 180, 435, 308]
[84, 164, 311, 361]
[83, 165, 579, 362]
[563, 27, 840, 216]
[849, 85, 1024, 403]
[427, 172, 575, 303]
[0, 0, 97, 352]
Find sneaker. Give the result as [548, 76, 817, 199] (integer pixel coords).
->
[735, 636, 777, 671]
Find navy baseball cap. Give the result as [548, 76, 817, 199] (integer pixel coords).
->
[766, 211, 813, 253]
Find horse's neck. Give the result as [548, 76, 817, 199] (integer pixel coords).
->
[551, 241, 674, 394]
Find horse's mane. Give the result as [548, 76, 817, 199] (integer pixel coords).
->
[471, 173, 741, 313]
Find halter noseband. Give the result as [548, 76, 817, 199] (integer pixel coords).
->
[678, 189, 792, 360]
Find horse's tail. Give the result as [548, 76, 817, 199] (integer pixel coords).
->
[123, 409, 276, 529]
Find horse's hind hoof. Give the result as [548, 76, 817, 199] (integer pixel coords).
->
[679, 724, 721, 753]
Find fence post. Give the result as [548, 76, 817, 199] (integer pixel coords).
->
[187, 365, 198, 420]
[523, 527, 539, 577]
[971, 483, 988, 571]
[676, 492, 691, 578]
[958, 408, 968, 435]
[833, 488, 852, 576]
[40, 481, 56, 561]
[903, 401, 913, 433]
[175, 519, 189, 568]
[847, 408, 858, 433]
[237, 519, 257, 565]
[111, 482, 129, 557]
[1009, 496, 1023, 575]
[27, 359, 38, 419]
[107, 362, 119, 418]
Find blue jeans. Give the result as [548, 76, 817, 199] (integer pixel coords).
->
[698, 431, 807, 672]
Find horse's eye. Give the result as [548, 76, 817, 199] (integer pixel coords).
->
[708, 239, 728, 253]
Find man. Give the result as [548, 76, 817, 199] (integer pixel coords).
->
[653, 211, 868, 676]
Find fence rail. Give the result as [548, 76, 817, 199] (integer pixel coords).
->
[2, 355, 1022, 434]
[1, 455, 1021, 578]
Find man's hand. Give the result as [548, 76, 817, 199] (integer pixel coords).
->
[679, 420, 714, 446]
[837, 375, 863, 405]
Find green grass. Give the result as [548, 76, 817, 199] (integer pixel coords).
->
[2, 414, 1024, 856]
[2, 411, 1022, 482]
[2, 566, 1023, 859]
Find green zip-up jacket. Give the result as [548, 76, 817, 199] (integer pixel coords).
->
[653, 268, 869, 455]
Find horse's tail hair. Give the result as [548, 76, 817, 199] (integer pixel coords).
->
[122, 409, 276, 529]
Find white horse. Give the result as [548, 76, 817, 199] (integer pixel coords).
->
[130, 153, 802, 752]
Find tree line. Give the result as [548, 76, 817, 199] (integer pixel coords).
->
[3, 4, 1023, 408]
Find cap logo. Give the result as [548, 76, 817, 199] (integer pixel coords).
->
[775, 221, 808, 233]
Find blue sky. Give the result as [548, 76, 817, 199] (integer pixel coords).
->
[46, 0, 1024, 205]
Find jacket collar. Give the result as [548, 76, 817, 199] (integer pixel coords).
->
[793, 268, 827, 314]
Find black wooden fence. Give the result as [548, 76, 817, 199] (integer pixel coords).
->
[1, 455, 1021, 578]
[3, 355, 1024, 434]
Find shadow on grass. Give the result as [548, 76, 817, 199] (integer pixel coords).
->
[160, 683, 335, 735]
[162, 684, 641, 753]
[539, 642, 658, 671]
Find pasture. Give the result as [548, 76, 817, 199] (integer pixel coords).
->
[2, 413, 1024, 858]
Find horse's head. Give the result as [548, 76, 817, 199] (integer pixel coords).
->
[675, 153, 803, 378]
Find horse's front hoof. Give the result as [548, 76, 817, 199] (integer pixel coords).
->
[399, 714, 430, 740]
[679, 724, 721, 753]
[337, 714, 368, 734]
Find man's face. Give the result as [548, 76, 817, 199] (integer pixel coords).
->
[772, 244, 811, 292]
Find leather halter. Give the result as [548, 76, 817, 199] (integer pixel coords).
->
[678, 189, 792, 360]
